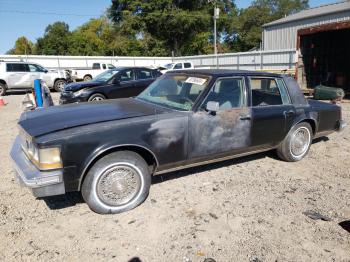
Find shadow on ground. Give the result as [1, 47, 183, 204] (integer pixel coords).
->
[339, 220, 350, 233]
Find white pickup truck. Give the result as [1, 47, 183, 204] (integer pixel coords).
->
[71, 63, 116, 82]
[159, 61, 194, 74]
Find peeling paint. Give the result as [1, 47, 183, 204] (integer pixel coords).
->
[189, 108, 251, 157]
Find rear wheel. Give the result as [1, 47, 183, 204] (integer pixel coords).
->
[54, 79, 66, 92]
[88, 93, 106, 102]
[82, 151, 151, 214]
[277, 122, 312, 162]
[0, 83, 6, 96]
[83, 75, 92, 82]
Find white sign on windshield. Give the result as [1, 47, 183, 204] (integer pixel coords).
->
[185, 77, 207, 86]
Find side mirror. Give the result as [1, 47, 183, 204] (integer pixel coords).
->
[206, 101, 219, 113]
[44, 69, 48, 73]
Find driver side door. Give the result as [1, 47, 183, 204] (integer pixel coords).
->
[188, 77, 252, 163]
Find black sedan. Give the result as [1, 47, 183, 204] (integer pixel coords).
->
[11, 70, 346, 214]
[59, 67, 161, 104]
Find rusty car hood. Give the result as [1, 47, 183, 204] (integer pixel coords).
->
[18, 98, 161, 137]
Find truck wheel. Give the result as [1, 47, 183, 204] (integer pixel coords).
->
[82, 151, 151, 214]
[0, 83, 6, 96]
[54, 79, 66, 92]
[88, 93, 106, 102]
[277, 122, 312, 162]
[83, 75, 92, 81]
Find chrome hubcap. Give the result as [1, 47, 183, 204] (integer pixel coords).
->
[290, 127, 310, 157]
[91, 96, 104, 101]
[96, 165, 141, 206]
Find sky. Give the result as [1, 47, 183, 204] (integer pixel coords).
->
[0, 0, 339, 54]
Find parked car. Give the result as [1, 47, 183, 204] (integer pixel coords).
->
[71, 62, 116, 82]
[10, 70, 346, 214]
[0, 61, 68, 95]
[59, 67, 162, 104]
[159, 61, 194, 74]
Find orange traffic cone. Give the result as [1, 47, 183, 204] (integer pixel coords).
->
[0, 96, 5, 106]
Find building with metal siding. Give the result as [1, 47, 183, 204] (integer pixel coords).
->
[262, 1, 350, 50]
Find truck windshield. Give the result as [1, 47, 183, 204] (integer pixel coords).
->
[137, 74, 210, 111]
[164, 63, 174, 69]
[94, 69, 119, 82]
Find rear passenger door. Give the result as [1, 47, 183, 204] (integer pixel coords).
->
[135, 68, 155, 94]
[249, 77, 295, 148]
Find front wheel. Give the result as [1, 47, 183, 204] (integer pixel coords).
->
[82, 151, 151, 214]
[88, 93, 106, 102]
[277, 122, 312, 162]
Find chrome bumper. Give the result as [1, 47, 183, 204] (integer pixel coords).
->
[10, 136, 65, 197]
[337, 120, 347, 132]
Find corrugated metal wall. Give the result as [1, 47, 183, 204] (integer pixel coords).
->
[263, 11, 350, 50]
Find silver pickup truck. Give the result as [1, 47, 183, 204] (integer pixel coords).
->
[0, 61, 68, 95]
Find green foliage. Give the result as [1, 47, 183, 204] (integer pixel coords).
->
[7, 36, 35, 55]
[7, 0, 309, 56]
[36, 22, 71, 55]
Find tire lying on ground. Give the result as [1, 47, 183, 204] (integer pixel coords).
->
[277, 122, 312, 162]
[82, 151, 151, 214]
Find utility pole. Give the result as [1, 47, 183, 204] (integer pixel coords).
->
[213, 6, 220, 69]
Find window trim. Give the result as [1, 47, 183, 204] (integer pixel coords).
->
[198, 76, 248, 112]
[248, 76, 292, 108]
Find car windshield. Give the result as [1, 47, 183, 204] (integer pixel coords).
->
[94, 69, 119, 82]
[137, 74, 210, 111]
[164, 63, 174, 69]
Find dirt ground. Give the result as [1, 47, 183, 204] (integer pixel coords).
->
[0, 93, 349, 262]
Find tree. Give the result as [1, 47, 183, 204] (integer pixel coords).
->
[36, 22, 71, 55]
[225, 0, 309, 51]
[7, 37, 35, 55]
[69, 18, 113, 56]
[108, 0, 237, 56]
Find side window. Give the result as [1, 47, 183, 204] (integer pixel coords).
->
[28, 64, 41, 72]
[137, 69, 153, 80]
[92, 63, 100, 69]
[250, 78, 290, 106]
[202, 77, 246, 110]
[6, 64, 13, 72]
[120, 69, 134, 82]
[10, 63, 28, 72]
[108, 64, 115, 69]
[184, 62, 192, 68]
[173, 63, 183, 70]
[102, 64, 106, 69]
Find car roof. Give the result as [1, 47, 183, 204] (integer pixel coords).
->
[166, 69, 282, 77]
[113, 66, 158, 70]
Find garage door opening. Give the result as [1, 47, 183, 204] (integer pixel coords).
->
[297, 21, 350, 95]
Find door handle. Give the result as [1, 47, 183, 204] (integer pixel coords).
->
[239, 114, 251, 120]
[283, 110, 295, 117]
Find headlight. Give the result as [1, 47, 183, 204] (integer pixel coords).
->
[73, 89, 85, 96]
[22, 141, 62, 170]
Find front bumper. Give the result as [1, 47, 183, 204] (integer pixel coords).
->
[336, 120, 347, 132]
[59, 92, 87, 104]
[10, 136, 65, 197]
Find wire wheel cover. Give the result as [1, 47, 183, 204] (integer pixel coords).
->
[96, 165, 141, 206]
[290, 127, 310, 157]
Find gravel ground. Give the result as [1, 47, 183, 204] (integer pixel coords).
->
[0, 93, 349, 262]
